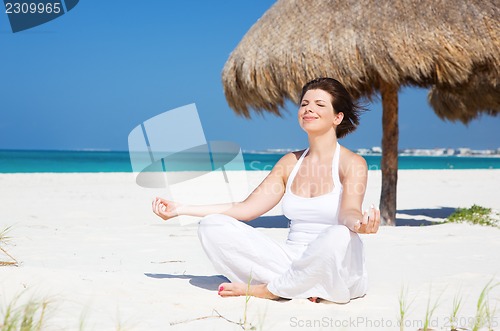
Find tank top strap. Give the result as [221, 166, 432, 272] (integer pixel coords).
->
[332, 142, 342, 189]
[285, 148, 309, 192]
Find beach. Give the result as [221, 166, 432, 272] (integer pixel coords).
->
[1, 169, 499, 330]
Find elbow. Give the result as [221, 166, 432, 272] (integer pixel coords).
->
[225, 202, 257, 222]
[238, 213, 259, 222]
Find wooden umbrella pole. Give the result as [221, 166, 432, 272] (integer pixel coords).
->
[379, 80, 399, 226]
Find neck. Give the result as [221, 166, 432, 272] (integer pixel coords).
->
[307, 130, 338, 159]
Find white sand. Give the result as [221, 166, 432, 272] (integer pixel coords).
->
[0, 170, 499, 330]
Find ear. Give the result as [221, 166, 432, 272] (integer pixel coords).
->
[333, 112, 344, 125]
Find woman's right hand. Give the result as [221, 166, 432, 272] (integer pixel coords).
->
[152, 197, 181, 221]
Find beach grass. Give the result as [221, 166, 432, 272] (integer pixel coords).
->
[0, 226, 18, 267]
[78, 308, 89, 331]
[168, 273, 259, 330]
[421, 285, 444, 331]
[449, 289, 463, 331]
[242, 274, 253, 330]
[396, 279, 499, 331]
[255, 304, 268, 331]
[447, 205, 500, 228]
[0, 293, 50, 331]
[471, 279, 499, 331]
[397, 284, 415, 331]
[484, 297, 498, 331]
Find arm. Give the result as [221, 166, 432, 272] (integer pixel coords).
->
[338, 152, 380, 234]
[152, 153, 294, 222]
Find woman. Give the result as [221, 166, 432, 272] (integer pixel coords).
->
[152, 77, 380, 303]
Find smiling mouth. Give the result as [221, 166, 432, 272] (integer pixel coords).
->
[302, 116, 318, 121]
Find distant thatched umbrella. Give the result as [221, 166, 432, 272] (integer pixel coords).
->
[222, 0, 500, 225]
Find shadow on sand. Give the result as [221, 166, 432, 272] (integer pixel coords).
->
[245, 207, 457, 228]
[247, 215, 290, 228]
[396, 207, 456, 226]
[145, 273, 229, 291]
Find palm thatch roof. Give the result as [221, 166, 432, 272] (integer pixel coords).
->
[222, 0, 499, 123]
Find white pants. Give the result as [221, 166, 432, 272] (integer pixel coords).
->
[198, 214, 367, 303]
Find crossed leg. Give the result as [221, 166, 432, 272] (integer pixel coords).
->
[198, 214, 365, 303]
[198, 214, 298, 299]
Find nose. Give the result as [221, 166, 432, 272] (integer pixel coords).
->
[303, 105, 313, 114]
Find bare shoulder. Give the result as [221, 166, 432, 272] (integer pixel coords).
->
[272, 150, 304, 178]
[276, 150, 304, 164]
[339, 146, 367, 180]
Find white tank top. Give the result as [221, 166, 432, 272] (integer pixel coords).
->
[282, 143, 343, 245]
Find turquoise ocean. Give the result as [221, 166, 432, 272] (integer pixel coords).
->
[1, 150, 499, 173]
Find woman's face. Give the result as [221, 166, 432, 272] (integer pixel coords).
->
[298, 89, 342, 134]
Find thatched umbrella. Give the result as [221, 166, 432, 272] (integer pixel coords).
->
[222, 0, 500, 225]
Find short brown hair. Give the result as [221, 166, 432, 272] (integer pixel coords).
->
[300, 78, 363, 138]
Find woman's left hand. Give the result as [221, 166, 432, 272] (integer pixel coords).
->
[353, 205, 380, 234]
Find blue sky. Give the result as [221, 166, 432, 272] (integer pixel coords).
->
[1, 1, 498, 152]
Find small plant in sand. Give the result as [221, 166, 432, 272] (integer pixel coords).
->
[470, 279, 499, 331]
[484, 299, 497, 331]
[449, 290, 463, 331]
[0, 293, 50, 331]
[78, 308, 89, 331]
[397, 284, 415, 331]
[242, 274, 253, 330]
[255, 305, 268, 331]
[447, 205, 500, 228]
[0, 226, 18, 267]
[169, 274, 258, 330]
[419, 285, 444, 331]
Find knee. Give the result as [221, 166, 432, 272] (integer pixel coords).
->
[325, 224, 350, 238]
[200, 214, 236, 227]
[198, 214, 237, 238]
[320, 225, 351, 249]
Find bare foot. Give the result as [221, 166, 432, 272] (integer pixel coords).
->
[218, 282, 279, 300]
[308, 297, 320, 303]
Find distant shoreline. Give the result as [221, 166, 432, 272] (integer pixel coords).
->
[244, 151, 500, 158]
[1, 147, 499, 155]
[1, 149, 500, 172]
